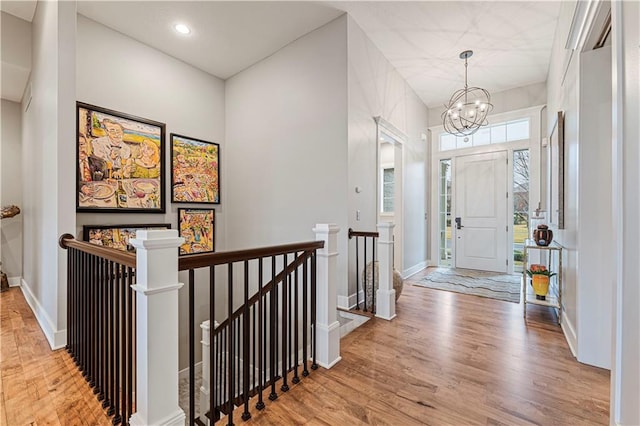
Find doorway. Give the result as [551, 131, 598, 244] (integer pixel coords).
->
[454, 151, 508, 272]
[375, 118, 404, 271]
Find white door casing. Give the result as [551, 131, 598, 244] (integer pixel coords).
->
[454, 150, 508, 272]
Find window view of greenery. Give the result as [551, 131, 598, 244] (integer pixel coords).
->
[382, 168, 394, 213]
[513, 150, 530, 272]
[439, 160, 452, 266]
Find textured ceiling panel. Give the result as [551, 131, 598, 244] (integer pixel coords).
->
[334, 1, 561, 107]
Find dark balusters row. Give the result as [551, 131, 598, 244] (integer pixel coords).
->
[66, 247, 136, 425]
[349, 229, 379, 313]
[186, 249, 318, 425]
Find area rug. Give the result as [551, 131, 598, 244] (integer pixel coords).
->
[414, 267, 521, 303]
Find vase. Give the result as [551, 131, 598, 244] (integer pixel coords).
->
[531, 275, 550, 300]
[533, 224, 553, 247]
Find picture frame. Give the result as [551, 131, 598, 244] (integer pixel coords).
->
[548, 111, 565, 229]
[77, 102, 166, 213]
[83, 223, 171, 252]
[178, 208, 215, 256]
[171, 133, 220, 204]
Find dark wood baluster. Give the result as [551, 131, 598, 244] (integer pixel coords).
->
[269, 256, 277, 401]
[188, 269, 195, 425]
[125, 266, 135, 426]
[292, 254, 300, 384]
[227, 264, 234, 426]
[372, 238, 376, 314]
[302, 256, 309, 377]
[256, 258, 265, 410]
[288, 266, 293, 378]
[363, 238, 368, 312]
[209, 265, 216, 424]
[242, 261, 251, 420]
[281, 254, 289, 393]
[97, 259, 105, 403]
[113, 264, 122, 425]
[356, 237, 360, 310]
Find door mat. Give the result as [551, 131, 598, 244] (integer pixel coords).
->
[414, 267, 521, 303]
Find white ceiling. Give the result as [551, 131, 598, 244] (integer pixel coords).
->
[76, 1, 345, 80]
[334, 1, 561, 108]
[2, 1, 562, 109]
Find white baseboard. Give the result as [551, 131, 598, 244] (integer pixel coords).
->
[402, 261, 427, 279]
[561, 312, 578, 358]
[337, 290, 365, 310]
[179, 361, 203, 381]
[8, 276, 21, 287]
[20, 278, 67, 350]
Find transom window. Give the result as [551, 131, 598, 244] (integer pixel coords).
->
[439, 118, 530, 151]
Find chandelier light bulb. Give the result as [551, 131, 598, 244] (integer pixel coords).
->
[441, 50, 493, 138]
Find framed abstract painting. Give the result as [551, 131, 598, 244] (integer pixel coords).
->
[77, 102, 166, 213]
[171, 134, 220, 204]
[178, 208, 215, 256]
[83, 223, 171, 252]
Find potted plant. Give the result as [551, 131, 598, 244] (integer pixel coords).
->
[526, 264, 557, 300]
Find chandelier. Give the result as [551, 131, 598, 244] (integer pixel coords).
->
[442, 50, 493, 140]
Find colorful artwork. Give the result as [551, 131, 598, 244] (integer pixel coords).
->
[83, 224, 171, 252]
[171, 134, 220, 204]
[178, 208, 215, 256]
[77, 102, 166, 213]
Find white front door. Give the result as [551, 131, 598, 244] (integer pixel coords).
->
[454, 151, 508, 272]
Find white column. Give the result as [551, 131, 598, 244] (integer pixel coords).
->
[128, 230, 186, 426]
[376, 222, 396, 320]
[312, 223, 341, 369]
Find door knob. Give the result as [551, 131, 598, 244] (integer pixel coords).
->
[455, 217, 464, 230]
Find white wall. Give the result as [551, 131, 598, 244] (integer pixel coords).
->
[225, 16, 349, 284]
[75, 15, 226, 368]
[545, 0, 579, 354]
[21, 0, 76, 349]
[1, 11, 31, 102]
[1, 99, 23, 282]
[611, 1, 640, 424]
[577, 45, 612, 369]
[347, 16, 428, 300]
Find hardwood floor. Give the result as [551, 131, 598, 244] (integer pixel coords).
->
[223, 270, 610, 425]
[2, 271, 610, 425]
[0, 287, 112, 426]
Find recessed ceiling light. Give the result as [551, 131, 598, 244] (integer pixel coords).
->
[174, 24, 191, 35]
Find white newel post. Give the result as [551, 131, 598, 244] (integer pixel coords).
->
[312, 224, 342, 369]
[199, 320, 219, 426]
[128, 230, 186, 426]
[376, 222, 396, 320]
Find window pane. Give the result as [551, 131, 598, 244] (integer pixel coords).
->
[473, 127, 491, 146]
[456, 136, 471, 149]
[491, 124, 507, 143]
[383, 168, 394, 184]
[382, 168, 394, 213]
[439, 159, 452, 266]
[440, 134, 456, 151]
[507, 120, 530, 141]
[513, 149, 530, 272]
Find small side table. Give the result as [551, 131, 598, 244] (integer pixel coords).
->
[522, 240, 563, 324]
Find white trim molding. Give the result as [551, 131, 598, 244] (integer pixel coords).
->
[561, 312, 578, 359]
[402, 261, 427, 279]
[20, 279, 67, 350]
